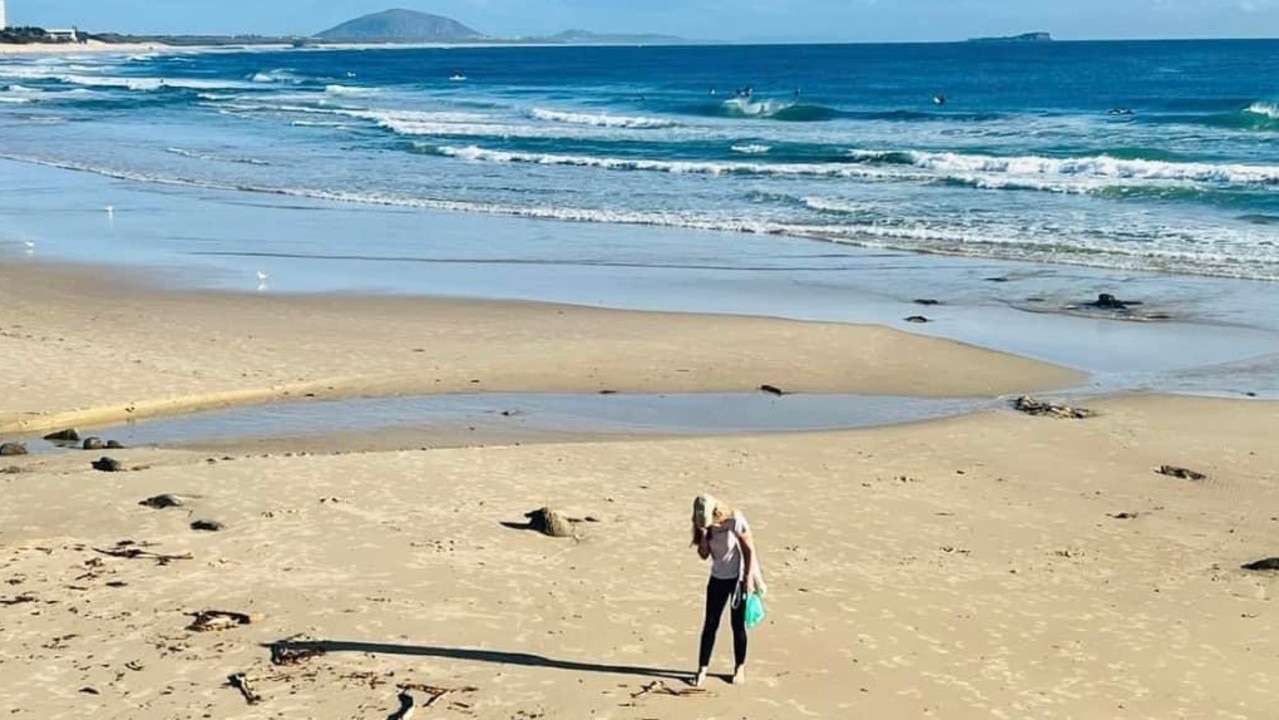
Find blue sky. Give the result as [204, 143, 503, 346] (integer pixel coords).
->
[11, 0, 1279, 41]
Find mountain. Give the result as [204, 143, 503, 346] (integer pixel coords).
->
[315, 9, 485, 43]
[542, 29, 688, 45]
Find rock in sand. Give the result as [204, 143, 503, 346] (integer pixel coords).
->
[91, 457, 124, 472]
[0, 443, 28, 457]
[524, 507, 574, 538]
[82, 437, 105, 451]
[43, 429, 80, 442]
[1242, 558, 1279, 572]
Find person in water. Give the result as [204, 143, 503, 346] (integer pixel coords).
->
[691, 494, 759, 687]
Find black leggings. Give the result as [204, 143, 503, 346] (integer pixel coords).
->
[698, 576, 747, 668]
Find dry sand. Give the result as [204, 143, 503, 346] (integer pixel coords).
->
[1, 396, 1276, 719]
[1, 261, 1276, 719]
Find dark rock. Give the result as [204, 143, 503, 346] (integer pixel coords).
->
[139, 494, 185, 509]
[598, 389, 618, 395]
[904, 315, 931, 324]
[985, 276, 1011, 283]
[91, 457, 124, 472]
[913, 299, 942, 306]
[1242, 558, 1279, 572]
[43, 429, 80, 442]
[1157, 465, 1207, 482]
[1094, 293, 1126, 309]
[0, 443, 28, 457]
[105, 440, 125, 450]
[759, 384, 786, 396]
[82, 437, 105, 451]
[191, 520, 225, 532]
[1013, 396, 1094, 420]
[523, 508, 573, 538]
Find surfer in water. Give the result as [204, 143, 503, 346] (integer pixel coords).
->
[932, 92, 946, 106]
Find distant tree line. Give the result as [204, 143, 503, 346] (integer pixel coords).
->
[0, 26, 86, 44]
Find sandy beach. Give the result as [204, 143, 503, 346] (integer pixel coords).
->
[0, 40, 170, 56]
[1, 261, 1276, 719]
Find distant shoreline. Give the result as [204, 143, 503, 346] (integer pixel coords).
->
[0, 40, 172, 55]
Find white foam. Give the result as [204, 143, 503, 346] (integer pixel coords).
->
[730, 144, 772, 155]
[4, 152, 1278, 281]
[250, 69, 306, 84]
[324, 84, 378, 97]
[1245, 101, 1279, 120]
[430, 144, 896, 180]
[164, 147, 271, 166]
[901, 149, 1279, 185]
[721, 96, 795, 118]
[0, 96, 31, 104]
[530, 107, 678, 129]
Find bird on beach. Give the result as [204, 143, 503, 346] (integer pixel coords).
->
[256, 270, 269, 283]
[105, 205, 115, 219]
[23, 240, 35, 253]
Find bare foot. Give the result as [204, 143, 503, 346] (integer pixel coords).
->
[732, 666, 746, 685]
[692, 668, 708, 688]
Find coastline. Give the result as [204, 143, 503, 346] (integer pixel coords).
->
[0, 40, 172, 56]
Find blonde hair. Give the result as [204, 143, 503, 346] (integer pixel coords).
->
[691, 494, 734, 545]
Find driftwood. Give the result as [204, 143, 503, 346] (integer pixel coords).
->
[630, 680, 707, 700]
[1157, 465, 1208, 481]
[271, 643, 326, 666]
[188, 610, 254, 632]
[387, 691, 416, 720]
[759, 384, 786, 396]
[94, 545, 193, 565]
[228, 673, 262, 705]
[398, 683, 479, 708]
[0, 594, 37, 607]
[1013, 396, 1095, 420]
[1242, 558, 1279, 572]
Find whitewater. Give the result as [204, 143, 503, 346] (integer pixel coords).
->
[2, 41, 1279, 279]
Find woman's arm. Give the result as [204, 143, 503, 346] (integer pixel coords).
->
[736, 527, 756, 593]
[695, 526, 711, 560]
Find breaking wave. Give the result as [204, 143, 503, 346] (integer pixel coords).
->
[530, 107, 678, 129]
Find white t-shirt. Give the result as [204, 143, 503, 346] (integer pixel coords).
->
[708, 512, 750, 580]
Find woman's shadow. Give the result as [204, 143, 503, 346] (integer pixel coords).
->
[264, 638, 687, 681]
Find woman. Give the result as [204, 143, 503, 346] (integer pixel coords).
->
[691, 493, 759, 687]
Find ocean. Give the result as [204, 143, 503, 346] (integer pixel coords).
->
[2, 40, 1279, 280]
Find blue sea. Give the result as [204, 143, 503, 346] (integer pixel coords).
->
[2, 41, 1279, 280]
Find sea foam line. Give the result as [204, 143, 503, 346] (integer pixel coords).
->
[530, 107, 678, 129]
[2, 151, 1276, 281]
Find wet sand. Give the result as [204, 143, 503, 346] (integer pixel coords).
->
[0, 262, 1080, 434]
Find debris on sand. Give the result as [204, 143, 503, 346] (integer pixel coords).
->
[1013, 396, 1095, 420]
[523, 507, 574, 538]
[95, 541, 193, 565]
[399, 683, 479, 709]
[270, 642, 326, 666]
[759, 384, 786, 396]
[91, 457, 124, 472]
[630, 680, 708, 700]
[190, 519, 225, 532]
[1157, 465, 1208, 482]
[387, 691, 416, 720]
[227, 673, 262, 705]
[0, 443, 28, 457]
[1242, 558, 1279, 572]
[189, 610, 255, 632]
[139, 494, 186, 509]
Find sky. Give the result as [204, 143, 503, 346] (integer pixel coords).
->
[9, 0, 1279, 41]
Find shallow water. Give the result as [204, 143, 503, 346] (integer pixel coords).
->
[16, 393, 992, 453]
[3, 158, 1278, 398]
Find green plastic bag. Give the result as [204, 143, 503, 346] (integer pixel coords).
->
[745, 593, 766, 629]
